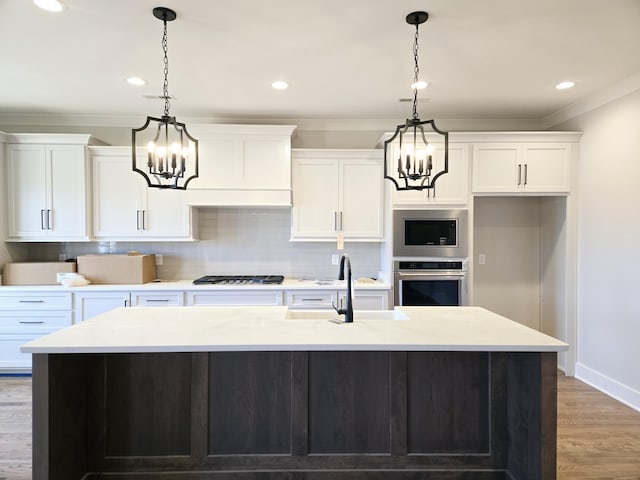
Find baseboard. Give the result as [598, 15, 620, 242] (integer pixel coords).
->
[575, 362, 640, 413]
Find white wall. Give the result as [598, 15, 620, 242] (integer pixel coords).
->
[555, 89, 640, 410]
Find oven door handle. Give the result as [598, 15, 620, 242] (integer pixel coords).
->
[397, 271, 466, 279]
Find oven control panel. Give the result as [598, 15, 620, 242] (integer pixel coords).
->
[397, 261, 464, 270]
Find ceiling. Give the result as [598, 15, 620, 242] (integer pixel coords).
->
[1, 0, 640, 123]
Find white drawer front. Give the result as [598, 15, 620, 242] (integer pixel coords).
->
[286, 291, 337, 309]
[187, 291, 283, 306]
[130, 292, 185, 307]
[0, 293, 72, 310]
[0, 311, 72, 332]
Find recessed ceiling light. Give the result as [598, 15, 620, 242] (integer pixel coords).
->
[127, 77, 147, 86]
[555, 81, 575, 90]
[272, 80, 289, 90]
[411, 80, 428, 90]
[33, 0, 65, 12]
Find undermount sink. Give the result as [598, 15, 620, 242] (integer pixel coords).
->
[284, 309, 409, 321]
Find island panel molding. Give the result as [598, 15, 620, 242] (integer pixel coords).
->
[32, 349, 557, 479]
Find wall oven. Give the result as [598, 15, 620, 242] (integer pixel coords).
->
[393, 260, 467, 306]
[393, 209, 467, 258]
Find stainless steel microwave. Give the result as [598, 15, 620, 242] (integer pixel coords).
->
[393, 209, 467, 258]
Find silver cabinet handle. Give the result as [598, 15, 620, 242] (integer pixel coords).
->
[19, 300, 45, 303]
[146, 299, 170, 303]
[524, 164, 528, 185]
[517, 164, 522, 186]
[47, 209, 52, 230]
[142, 210, 147, 230]
[40, 209, 46, 230]
[136, 210, 141, 231]
[334, 211, 338, 231]
[19, 320, 45, 324]
[339, 211, 343, 231]
[301, 298, 323, 302]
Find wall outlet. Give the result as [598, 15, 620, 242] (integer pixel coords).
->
[478, 254, 486, 265]
[58, 253, 67, 261]
[155, 254, 163, 266]
[331, 254, 339, 265]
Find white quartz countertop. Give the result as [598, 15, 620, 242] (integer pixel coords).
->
[0, 278, 390, 291]
[21, 306, 568, 354]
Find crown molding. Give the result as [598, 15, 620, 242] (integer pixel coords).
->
[543, 71, 640, 128]
[0, 113, 543, 132]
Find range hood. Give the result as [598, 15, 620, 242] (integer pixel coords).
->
[185, 124, 296, 207]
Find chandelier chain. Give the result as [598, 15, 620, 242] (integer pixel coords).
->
[412, 23, 420, 120]
[162, 19, 170, 117]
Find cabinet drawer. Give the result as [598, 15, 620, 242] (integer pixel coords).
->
[187, 291, 283, 306]
[0, 293, 72, 310]
[286, 290, 337, 309]
[130, 292, 185, 307]
[0, 311, 72, 332]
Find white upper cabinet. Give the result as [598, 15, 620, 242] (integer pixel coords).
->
[5, 134, 102, 241]
[291, 149, 384, 241]
[472, 137, 575, 194]
[390, 143, 470, 206]
[185, 124, 296, 207]
[91, 147, 195, 241]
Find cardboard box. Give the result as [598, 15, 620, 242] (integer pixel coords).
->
[76, 254, 157, 285]
[2, 262, 77, 286]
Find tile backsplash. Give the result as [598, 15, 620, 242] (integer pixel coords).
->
[29, 208, 384, 281]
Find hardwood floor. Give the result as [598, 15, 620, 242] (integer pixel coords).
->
[556, 374, 640, 479]
[0, 373, 639, 479]
[0, 376, 31, 480]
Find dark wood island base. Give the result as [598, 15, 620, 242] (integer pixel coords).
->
[32, 350, 557, 480]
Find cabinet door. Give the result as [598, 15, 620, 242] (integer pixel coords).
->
[291, 159, 340, 239]
[341, 158, 384, 238]
[6, 144, 48, 238]
[73, 292, 130, 322]
[393, 143, 469, 206]
[521, 143, 571, 193]
[93, 154, 142, 238]
[145, 187, 191, 238]
[48, 145, 88, 238]
[472, 144, 520, 193]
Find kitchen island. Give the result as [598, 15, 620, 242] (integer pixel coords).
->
[22, 306, 567, 480]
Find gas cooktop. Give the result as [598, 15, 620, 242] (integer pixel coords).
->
[192, 275, 285, 285]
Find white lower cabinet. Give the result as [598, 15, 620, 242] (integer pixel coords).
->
[73, 291, 130, 322]
[186, 291, 284, 306]
[0, 292, 72, 372]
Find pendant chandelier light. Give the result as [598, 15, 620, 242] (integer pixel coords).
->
[384, 11, 448, 192]
[132, 7, 199, 190]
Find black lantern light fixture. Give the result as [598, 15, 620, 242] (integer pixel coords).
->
[384, 11, 448, 192]
[132, 7, 198, 190]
